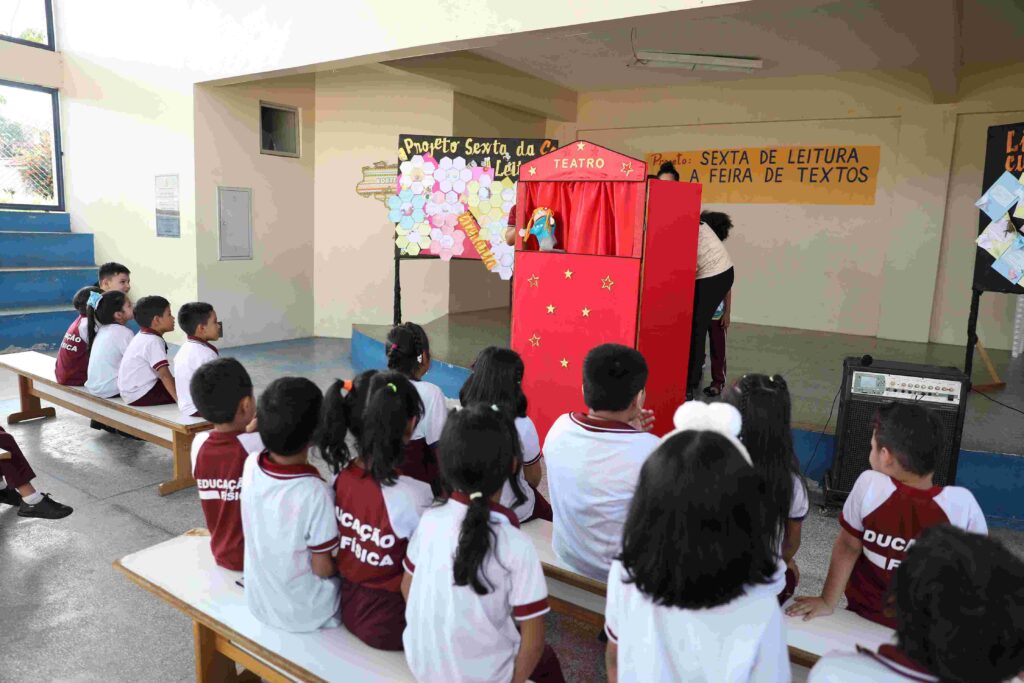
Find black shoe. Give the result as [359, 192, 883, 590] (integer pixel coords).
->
[0, 487, 22, 507]
[18, 494, 73, 519]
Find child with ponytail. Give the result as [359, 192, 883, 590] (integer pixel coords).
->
[84, 290, 135, 398]
[318, 370, 432, 651]
[725, 373, 808, 603]
[385, 322, 448, 486]
[459, 346, 552, 523]
[401, 403, 565, 683]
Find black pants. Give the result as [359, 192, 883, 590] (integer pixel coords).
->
[688, 267, 734, 394]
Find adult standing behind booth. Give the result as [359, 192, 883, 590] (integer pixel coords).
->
[657, 162, 736, 400]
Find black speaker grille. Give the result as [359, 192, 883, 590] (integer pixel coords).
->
[834, 396, 961, 492]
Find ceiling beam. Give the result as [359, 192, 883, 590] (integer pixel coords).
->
[925, 0, 963, 104]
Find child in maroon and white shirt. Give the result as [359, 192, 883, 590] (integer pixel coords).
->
[174, 302, 222, 418]
[318, 370, 431, 650]
[189, 358, 261, 571]
[788, 402, 987, 627]
[118, 295, 177, 406]
[55, 286, 102, 386]
[402, 404, 564, 682]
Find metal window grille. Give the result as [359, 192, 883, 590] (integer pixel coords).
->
[0, 79, 64, 211]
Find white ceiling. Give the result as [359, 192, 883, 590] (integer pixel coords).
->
[471, 0, 1024, 92]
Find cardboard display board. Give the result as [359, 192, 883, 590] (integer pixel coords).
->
[971, 122, 1024, 294]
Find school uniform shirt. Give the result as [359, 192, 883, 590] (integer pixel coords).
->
[765, 473, 810, 594]
[190, 430, 264, 571]
[240, 451, 341, 632]
[403, 494, 550, 683]
[840, 469, 987, 626]
[85, 324, 135, 398]
[174, 337, 219, 417]
[809, 645, 938, 682]
[499, 416, 542, 522]
[55, 315, 91, 386]
[605, 559, 789, 683]
[410, 379, 447, 446]
[334, 463, 432, 591]
[543, 412, 660, 580]
[118, 328, 171, 405]
[695, 221, 733, 280]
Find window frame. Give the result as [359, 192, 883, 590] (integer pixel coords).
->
[0, 0, 56, 51]
[0, 77, 65, 211]
[259, 101, 301, 159]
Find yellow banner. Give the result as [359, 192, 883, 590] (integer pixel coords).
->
[646, 145, 881, 205]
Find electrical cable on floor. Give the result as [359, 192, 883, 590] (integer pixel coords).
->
[971, 387, 1024, 417]
[803, 386, 841, 481]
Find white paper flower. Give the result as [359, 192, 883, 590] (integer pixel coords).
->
[399, 155, 437, 195]
[437, 156, 473, 194]
[395, 220, 432, 256]
[490, 241, 515, 280]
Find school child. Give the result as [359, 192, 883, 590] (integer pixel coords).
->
[787, 402, 987, 627]
[0, 426, 73, 519]
[543, 343, 658, 580]
[459, 346, 552, 523]
[386, 322, 447, 486]
[401, 403, 565, 683]
[118, 296, 177, 406]
[55, 286, 102, 386]
[604, 401, 788, 683]
[84, 291, 135, 398]
[97, 261, 131, 293]
[809, 524, 1024, 683]
[726, 374, 808, 604]
[189, 358, 262, 571]
[241, 377, 340, 632]
[701, 210, 734, 397]
[174, 302, 222, 417]
[318, 371, 431, 651]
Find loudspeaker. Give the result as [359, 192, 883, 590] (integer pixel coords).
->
[823, 357, 969, 507]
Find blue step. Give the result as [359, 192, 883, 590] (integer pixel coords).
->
[0, 232, 94, 267]
[0, 210, 70, 233]
[0, 267, 97, 309]
[0, 306, 77, 353]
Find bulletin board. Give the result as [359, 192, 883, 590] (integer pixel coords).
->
[971, 122, 1024, 294]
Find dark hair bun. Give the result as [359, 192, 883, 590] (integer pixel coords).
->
[657, 161, 677, 175]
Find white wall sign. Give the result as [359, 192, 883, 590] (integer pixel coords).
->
[155, 174, 180, 237]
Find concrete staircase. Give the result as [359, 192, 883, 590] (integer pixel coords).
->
[0, 210, 96, 352]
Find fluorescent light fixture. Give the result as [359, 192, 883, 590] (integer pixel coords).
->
[632, 50, 763, 73]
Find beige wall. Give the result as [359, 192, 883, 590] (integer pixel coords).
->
[194, 75, 316, 347]
[0, 41, 62, 89]
[313, 67, 454, 338]
[562, 67, 1024, 348]
[448, 93, 548, 314]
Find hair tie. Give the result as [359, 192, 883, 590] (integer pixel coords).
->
[390, 343, 398, 351]
[386, 382, 397, 393]
[340, 379, 353, 395]
[87, 291, 103, 309]
[416, 354, 423, 364]
[490, 404, 500, 412]
[469, 492, 483, 500]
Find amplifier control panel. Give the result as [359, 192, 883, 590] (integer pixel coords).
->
[851, 371, 962, 405]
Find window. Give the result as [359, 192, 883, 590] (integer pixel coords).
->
[0, 0, 55, 50]
[260, 102, 299, 158]
[0, 79, 63, 210]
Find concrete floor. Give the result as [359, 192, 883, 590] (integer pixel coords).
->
[2, 337, 1022, 682]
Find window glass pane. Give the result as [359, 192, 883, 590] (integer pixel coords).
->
[0, 83, 60, 207]
[260, 105, 298, 156]
[0, 1, 50, 45]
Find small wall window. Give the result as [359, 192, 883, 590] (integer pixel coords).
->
[0, 0, 55, 50]
[260, 102, 299, 158]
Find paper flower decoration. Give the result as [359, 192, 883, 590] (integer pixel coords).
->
[429, 227, 467, 261]
[399, 155, 437, 196]
[490, 241, 515, 280]
[387, 189, 427, 231]
[395, 220, 432, 256]
[426, 190, 464, 231]
[437, 156, 473, 195]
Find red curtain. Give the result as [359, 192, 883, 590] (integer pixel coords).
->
[520, 182, 643, 257]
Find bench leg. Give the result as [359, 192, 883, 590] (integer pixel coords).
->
[193, 621, 239, 683]
[7, 376, 57, 424]
[158, 431, 197, 496]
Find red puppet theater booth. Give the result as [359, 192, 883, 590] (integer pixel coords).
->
[510, 142, 702, 439]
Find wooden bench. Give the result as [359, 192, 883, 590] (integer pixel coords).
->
[116, 530, 413, 683]
[519, 519, 895, 668]
[0, 350, 211, 495]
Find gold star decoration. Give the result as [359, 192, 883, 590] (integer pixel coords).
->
[560, 358, 569, 368]
[576, 141, 586, 151]
[601, 275, 615, 291]
[528, 334, 541, 347]
[563, 269, 573, 279]
[546, 304, 556, 314]
[527, 274, 539, 288]
[528, 166, 537, 176]
[621, 161, 634, 177]
[582, 307, 591, 317]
